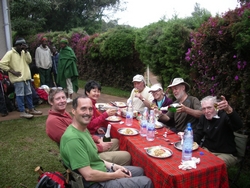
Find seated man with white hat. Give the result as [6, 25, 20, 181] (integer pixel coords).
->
[127, 74, 154, 112]
[158, 78, 203, 132]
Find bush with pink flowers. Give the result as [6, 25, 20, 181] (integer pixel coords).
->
[185, 3, 250, 128]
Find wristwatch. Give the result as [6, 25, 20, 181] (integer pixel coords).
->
[111, 163, 115, 171]
[141, 98, 145, 102]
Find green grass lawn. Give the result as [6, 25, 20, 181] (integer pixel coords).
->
[78, 80, 131, 98]
[0, 116, 64, 187]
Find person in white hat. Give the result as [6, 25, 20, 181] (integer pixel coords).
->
[158, 78, 202, 132]
[149, 83, 173, 113]
[127, 74, 154, 112]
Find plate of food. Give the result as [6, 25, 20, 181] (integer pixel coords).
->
[106, 116, 121, 122]
[117, 128, 139, 136]
[95, 103, 111, 109]
[174, 141, 199, 151]
[113, 101, 127, 108]
[146, 146, 173, 158]
[155, 120, 164, 129]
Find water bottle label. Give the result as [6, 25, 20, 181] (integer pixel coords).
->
[147, 126, 155, 131]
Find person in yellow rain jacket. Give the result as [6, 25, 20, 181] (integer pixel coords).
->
[0, 38, 42, 119]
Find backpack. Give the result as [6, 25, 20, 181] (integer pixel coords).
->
[36, 171, 67, 188]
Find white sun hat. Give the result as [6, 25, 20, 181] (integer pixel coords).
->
[168, 78, 190, 92]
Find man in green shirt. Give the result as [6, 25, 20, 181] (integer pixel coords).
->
[60, 96, 153, 188]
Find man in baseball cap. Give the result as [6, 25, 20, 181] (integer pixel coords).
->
[127, 74, 154, 112]
[159, 78, 202, 132]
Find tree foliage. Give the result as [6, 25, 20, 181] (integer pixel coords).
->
[183, 3, 212, 30]
[135, 19, 191, 88]
[10, 0, 123, 36]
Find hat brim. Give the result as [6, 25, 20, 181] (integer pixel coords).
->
[168, 82, 190, 92]
[132, 79, 143, 82]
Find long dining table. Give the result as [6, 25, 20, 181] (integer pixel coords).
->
[109, 115, 229, 188]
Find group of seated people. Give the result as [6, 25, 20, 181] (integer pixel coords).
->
[45, 75, 243, 187]
[128, 74, 242, 168]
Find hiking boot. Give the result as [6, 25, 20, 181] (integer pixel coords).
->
[28, 109, 43, 115]
[66, 98, 73, 103]
[20, 112, 33, 119]
[1, 112, 8, 117]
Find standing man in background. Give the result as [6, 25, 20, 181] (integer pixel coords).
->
[0, 38, 42, 118]
[35, 37, 52, 86]
[51, 46, 59, 87]
[57, 38, 79, 103]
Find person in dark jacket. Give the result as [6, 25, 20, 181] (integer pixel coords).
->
[194, 95, 243, 167]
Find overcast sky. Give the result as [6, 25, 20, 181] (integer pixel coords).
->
[106, 0, 240, 28]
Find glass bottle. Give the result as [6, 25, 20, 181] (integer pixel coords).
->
[103, 124, 111, 142]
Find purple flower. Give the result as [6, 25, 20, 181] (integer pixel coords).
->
[237, 61, 241, 70]
[211, 76, 215, 80]
[235, 75, 239, 80]
[185, 56, 191, 61]
[218, 30, 222, 35]
[243, 61, 247, 69]
[233, 55, 237, 58]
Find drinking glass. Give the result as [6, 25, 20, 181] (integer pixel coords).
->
[213, 97, 221, 118]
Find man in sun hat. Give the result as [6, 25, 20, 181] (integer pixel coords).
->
[57, 38, 79, 103]
[127, 74, 154, 112]
[0, 37, 42, 119]
[35, 37, 52, 86]
[158, 78, 202, 132]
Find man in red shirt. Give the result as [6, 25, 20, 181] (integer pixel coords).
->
[46, 88, 131, 165]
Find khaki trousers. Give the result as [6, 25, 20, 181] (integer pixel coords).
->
[203, 147, 237, 167]
[99, 138, 131, 166]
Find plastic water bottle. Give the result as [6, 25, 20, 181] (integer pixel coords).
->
[126, 100, 133, 126]
[146, 110, 155, 141]
[182, 123, 193, 161]
[140, 107, 148, 137]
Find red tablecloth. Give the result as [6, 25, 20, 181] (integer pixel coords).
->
[110, 117, 229, 188]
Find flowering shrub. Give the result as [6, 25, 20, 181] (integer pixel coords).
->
[27, 27, 144, 91]
[186, 3, 250, 127]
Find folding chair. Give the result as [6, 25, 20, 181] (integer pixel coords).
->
[229, 132, 248, 188]
[60, 159, 85, 188]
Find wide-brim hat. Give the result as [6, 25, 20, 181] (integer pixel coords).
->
[168, 78, 190, 92]
[149, 84, 163, 92]
[132, 74, 145, 84]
